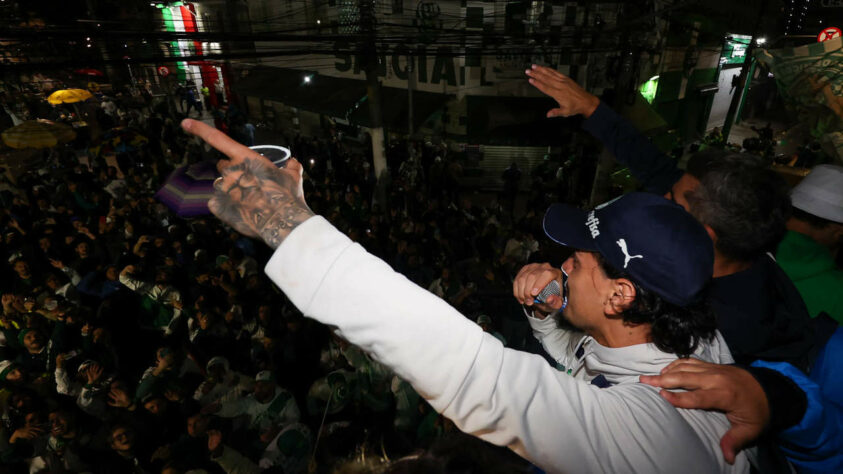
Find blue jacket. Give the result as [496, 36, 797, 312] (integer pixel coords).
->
[752, 360, 843, 474]
[76, 272, 123, 300]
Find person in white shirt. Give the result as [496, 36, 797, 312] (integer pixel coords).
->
[118, 265, 181, 332]
[180, 118, 754, 474]
[204, 370, 300, 436]
[100, 97, 117, 117]
[193, 356, 253, 406]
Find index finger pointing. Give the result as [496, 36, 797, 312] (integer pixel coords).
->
[181, 119, 266, 171]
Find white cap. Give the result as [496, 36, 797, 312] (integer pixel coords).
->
[255, 370, 274, 382]
[790, 165, 843, 224]
[206, 356, 229, 371]
[0, 360, 15, 380]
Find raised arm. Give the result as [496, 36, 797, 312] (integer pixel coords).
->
[526, 65, 682, 194]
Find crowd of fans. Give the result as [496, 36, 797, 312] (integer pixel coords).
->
[0, 89, 546, 473]
[5, 67, 840, 473]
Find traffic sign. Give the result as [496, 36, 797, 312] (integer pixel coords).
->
[818, 27, 842, 42]
[157, 66, 171, 77]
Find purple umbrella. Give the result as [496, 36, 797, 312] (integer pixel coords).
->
[155, 161, 218, 217]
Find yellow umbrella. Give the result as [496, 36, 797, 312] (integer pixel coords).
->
[1, 120, 76, 149]
[47, 89, 94, 105]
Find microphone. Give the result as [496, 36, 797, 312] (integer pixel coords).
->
[533, 272, 568, 310]
[534, 280, 560, 304]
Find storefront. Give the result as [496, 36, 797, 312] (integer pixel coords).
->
[153, 2, 232, 107]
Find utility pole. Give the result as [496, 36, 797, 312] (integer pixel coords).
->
[721, 0, 768, 142]
[407, 55, 415, 138]
[359, 0, 388, 180]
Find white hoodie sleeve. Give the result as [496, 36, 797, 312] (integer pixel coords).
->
[524, 309, 585, 369]
[263, 217, 731, 474]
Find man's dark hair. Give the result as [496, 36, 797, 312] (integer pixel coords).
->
[685, 149, 726, 180]
[45, 271, 66, 285]
[154, 267, 173, 285]
[685, 153, 790, 262]
[595, 253, 716, 358]
[195, 300, 212, 316]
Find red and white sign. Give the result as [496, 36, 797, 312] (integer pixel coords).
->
[157, 66, 171, 77]
[818, 27, 842, 42]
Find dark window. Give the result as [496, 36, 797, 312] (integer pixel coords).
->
[466, 7, 483, 29]
[565, 6, 577, 26]
[505, 2, 527, 37]
[549, 25, 561, 45]
[466, 48, 481, 67]
[559, 48, 572, 65]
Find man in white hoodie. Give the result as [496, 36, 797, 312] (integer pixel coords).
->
[180, 118, 752, 474]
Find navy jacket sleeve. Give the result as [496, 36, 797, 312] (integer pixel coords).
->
[75, 272, 98, 296]
[582, 102, 683, 195]
[743, 365, 806, 432]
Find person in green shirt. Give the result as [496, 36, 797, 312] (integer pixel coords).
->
[776, 164, 843, 324]
[201, 85, 211, 110]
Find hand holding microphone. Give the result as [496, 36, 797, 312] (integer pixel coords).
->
[513, 263, 568, 318]
[534, 279, 563, 305]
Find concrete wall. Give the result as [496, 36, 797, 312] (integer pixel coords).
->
[707, 66, 741, 130]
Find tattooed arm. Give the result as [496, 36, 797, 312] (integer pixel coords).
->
[181, 119, 314, 249]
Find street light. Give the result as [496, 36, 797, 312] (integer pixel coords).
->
[756, 37, 766, 46]
[303, 75, 313, 84]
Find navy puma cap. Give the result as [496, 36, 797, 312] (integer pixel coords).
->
[542, 192, 714, 306]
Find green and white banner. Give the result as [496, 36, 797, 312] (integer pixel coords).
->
[757, 36, 843, 161]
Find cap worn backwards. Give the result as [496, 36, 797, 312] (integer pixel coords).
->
[542, 192, 714, 306]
